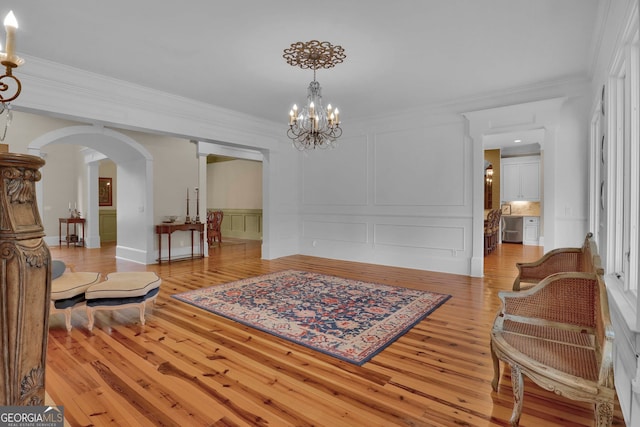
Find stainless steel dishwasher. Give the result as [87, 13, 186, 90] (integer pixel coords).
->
[501, 216, 523, 243]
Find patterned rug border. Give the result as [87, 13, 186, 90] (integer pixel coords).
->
[172, 270, 451, 365]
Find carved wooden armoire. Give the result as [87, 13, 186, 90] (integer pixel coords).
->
[0, 153, 51, 405]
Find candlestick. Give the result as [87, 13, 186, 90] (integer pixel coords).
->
[195, 187, 200, 223]
[185, 187, 190, 223]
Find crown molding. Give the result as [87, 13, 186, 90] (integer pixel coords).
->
[348, 75, 589, 133]
[12, 55, 283, 150]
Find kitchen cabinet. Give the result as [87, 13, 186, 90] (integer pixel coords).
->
[523, 216, 539, 245]
[501, 156, 540, 201]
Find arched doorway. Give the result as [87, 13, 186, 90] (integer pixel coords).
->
[29, 125, 155, 264]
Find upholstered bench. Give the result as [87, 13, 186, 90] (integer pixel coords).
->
[50, 261, 102, 332]
[85, 272, 161, 331]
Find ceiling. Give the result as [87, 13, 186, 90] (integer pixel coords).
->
[3, 1, 601, 129]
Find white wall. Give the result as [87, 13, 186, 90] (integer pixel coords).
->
[553, 95, 590, 247]
[39, 144, 81, 234]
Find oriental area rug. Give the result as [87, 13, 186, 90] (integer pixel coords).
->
[172, 270, 451, 365]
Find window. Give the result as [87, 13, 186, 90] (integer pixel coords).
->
[603, 28, 640, 302]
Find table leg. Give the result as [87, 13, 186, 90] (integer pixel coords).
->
[59, 221, 62, 248]
[190, 230, 194, 259]
[158, 233, 162, 264]
[66, 223, 70, 248]
[168, 233, 172, 263]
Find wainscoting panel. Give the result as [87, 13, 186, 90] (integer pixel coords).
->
[302, 220, 368, 243]
[300, 215, 472, 275]
[374, 122, 465, 206]
[99, 209, 117, 243]
[218, 209, 262, 240]
[373, 223, 465, 252]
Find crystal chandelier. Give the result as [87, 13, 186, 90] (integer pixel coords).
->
[283, 40, 346, 150]
[0, 11, 24, 142]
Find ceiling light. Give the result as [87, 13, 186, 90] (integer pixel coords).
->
[284, 40, 345, 150]
[514, 139, 522, 143]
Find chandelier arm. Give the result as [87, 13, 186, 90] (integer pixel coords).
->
[0, 71, 22, 104]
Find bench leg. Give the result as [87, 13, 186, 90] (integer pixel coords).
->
[490, 340, 500, 391]
[595, 400, 613, 427]
[63, 308, 73, 332]
[86, 306, 95, 331]
[139, 296, 159, 326]
[139, 302, 146, 325]
[509, 364, 524, 426]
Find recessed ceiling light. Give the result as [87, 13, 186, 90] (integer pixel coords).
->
[514, 139, 522, 143]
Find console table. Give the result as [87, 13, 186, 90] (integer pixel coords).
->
[155, 222, 204, 264]
[59, 217, 85, 248]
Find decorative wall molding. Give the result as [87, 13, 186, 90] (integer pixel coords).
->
[217, 209, 262, 240]
[373, 122, 466, 207]
[302, 220, 368, 243]
[302, 134, 368, 207]
[373, 224, 465, 252]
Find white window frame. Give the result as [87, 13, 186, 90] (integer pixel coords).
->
[601, 25, 640, 328]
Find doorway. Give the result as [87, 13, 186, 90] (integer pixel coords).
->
[482, 130, 544, 274]
[206, 155, 263, 242]
[99, 160, 117, 244]
[30, 125, 155, 264]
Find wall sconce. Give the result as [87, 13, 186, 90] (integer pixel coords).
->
[0, 11, 23, 104]
[0, 11, 23, 141]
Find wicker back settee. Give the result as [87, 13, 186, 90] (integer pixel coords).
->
[490, 236, 615, 427]
[512, 232, 601, 291]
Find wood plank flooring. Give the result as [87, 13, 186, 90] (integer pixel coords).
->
[45, 240, 626, 426]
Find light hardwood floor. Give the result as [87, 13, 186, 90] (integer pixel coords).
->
[46, 240, 626, 426]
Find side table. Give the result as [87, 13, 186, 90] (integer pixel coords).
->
[155, 222, 204, 263]
[59, 217, 85, 248]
